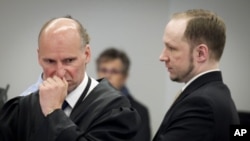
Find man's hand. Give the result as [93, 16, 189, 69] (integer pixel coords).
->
[39, 76, 68, 116]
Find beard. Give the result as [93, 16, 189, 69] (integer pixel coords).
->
[171, 55, 194, 83]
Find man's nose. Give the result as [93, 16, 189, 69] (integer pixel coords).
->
[56, 64, 66, 78]
[159, 48, 169, 62]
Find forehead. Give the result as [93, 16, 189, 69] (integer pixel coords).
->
[163, 18, 188, 44]
[39, 20, 82, 53]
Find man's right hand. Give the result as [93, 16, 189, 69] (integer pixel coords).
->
[39, 76, 68, 116]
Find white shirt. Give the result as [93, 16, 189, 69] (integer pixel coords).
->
[64, 72, 99, 116]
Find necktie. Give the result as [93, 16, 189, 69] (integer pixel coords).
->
[61, 100, 69, 110]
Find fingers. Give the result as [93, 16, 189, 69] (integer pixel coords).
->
[39, 76, 68, 95]
[39, 75, 68, 116]
[62, 77, 68, 87]
[41, 76, 66, 86]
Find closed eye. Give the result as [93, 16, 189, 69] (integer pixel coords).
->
[165, 44, 176, 52]
[168, 46, 175, 51]
[165, 42, 176, 51]
[63, 58, 76, 64]
[43, 59, 56, 64]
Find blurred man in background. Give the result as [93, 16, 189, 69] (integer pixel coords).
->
[96, 47, 151, 141]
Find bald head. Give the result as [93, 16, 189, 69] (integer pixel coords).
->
[38, 16, 90, 48]
[43, 18, 78, 36]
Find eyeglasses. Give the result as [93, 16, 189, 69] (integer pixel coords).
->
[98, 68, 124, 75]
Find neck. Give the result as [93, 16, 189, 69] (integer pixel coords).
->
[184, 61, 219, 83]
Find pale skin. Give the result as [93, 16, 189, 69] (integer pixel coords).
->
[159, 17, 219, 83]
[97, 59, 127, 90]
[38, 18, 91, 116]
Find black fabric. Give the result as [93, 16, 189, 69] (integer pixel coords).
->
[238, 111, 250, 125]
[153, 71, 240, 141]
[0, 78, 141, 141]
[0, 84, 9, 110]
[73, 76, 91, 110]
[121, 87, 151, 141]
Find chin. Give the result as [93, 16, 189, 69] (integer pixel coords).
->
[170, 76, 181, 82]
[67, 85, 76, 94]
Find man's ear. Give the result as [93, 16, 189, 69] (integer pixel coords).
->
[37, 48, 42, 66]
[84, 44, 91, 64]
[194, 44, 208, 63]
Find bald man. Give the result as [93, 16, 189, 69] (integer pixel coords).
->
[0, 16, 140, 141]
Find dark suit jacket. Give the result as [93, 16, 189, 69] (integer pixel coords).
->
[121, 87, 151, 141]
[0, 79, 141, 141]
[153, 71, 239, 141]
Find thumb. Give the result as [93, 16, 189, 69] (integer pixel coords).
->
[62, 77, 68, 86]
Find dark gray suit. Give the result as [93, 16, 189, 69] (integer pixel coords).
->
[153, 71, 239, 141]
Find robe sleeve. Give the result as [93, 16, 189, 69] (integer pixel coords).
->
[0, 97, 20, 141]
[46, 101, 141, 141]
[0, 90, 141, 141]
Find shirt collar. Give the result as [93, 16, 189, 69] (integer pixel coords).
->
[181, 69, 220, 92]
[20, 74, 43, 96]
[35, 74, 43, 86]
[65, 72, 88, 109]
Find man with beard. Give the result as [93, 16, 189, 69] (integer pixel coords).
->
[153, 9, 239, 141]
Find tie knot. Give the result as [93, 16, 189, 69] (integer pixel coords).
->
[61, 100, 69, 110]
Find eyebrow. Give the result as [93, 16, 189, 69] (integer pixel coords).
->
[165, 42, 174, 48]
[42, 57, 77, 62]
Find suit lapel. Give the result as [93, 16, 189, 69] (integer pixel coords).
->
[157, 71, 223, 135]
[174, 71, 223, 106]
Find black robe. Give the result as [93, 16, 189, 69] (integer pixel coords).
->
[121, 87, 151, 141]
[0, 79, 141, 141]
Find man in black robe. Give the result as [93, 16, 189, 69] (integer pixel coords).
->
[0, 16, 140, 141]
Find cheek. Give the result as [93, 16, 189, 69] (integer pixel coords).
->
[171, 56, 186, 72]
[113, 76, 125, 89]
[43, 67, 55, 78]
[112, 75, 123, 84]
[177, 55, 192, 71]
[69, 63, 86, 79]
[69, 67, 82, 78]
[174, 52, 189, 64]
[97, 72, 106, 78]
[109, 78, 118, 88]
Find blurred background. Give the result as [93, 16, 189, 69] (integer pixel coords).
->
[0, 0, 249, 136]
